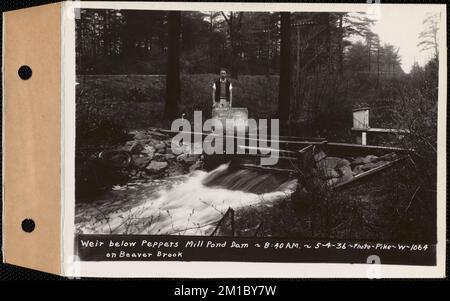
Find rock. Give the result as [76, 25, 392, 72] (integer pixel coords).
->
[143, 138, 158, 146]
[123, 140, 135, 146]
[145, 161, 168, 174]
[189, 160, 204, 172]
[351, 157, 366, 167]
[336, 159, 351, 168]
[360, 161, 386, 171]
[128, 141, 144, 154]
[337, 165, 353, 183]
[350, 155, 377, 167]
[166, 146, 174, 154]
[338, 165, 353, 177]
[373, 152, 398, 162]
[364, 155, 378, 163]
[165, 154, 176, 161]
[314, 150, 327, 162]
[316, 157, 341, 170]
[177, 153, 200, 165]
[152, 153, 167, 161]
[134, 132, 148, 140]
[154, 143, 166, 153]
[318, 167, 340, 180]
[132, 156, 152, 169]
[155, 142, 166, 149]
[352, 165, 365, 175]
[141, 145, 155, 157]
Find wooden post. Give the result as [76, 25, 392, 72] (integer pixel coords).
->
[361, 132, 367, 146]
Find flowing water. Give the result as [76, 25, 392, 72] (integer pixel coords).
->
[75, 163, 297, 235]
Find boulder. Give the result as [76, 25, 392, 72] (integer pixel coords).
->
[177, 153, 201, 165]
[336, 159, 351, 168]
[338, 165, 353, 177]
[128, 141, 144, 154]
[373, 152, 398, 162]
[152, 153, 167, 161]
[350, 157, 366, 167]
[364, 155, 378, 163]
[314, 150, 327, 162]
[352, 165, 365, 175]
[154, 142, 166, 153]
[132, 156, 152, 169]
[134, 132, 148, 140]
[318, 167, 340, 180]
[350, 155, 378, 167]
[360, 161, 386, 171]
[165, 154, 176, 161]
[145, 161, 168, 174]
[141, 145, 155, 157]
[316, 157, 341, 170]
[337, 165, 353, 183]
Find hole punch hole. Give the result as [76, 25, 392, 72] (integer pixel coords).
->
[18, 65, 32, 80]
[21, 218, 35, 233]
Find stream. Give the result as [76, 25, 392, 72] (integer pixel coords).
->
[75, 163, 297, 236]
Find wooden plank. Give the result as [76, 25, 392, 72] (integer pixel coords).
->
[239, 164, 297, 174]
[155, 128, 325, 142]
[352, 127, 410, 134]
[333, 157, 407, 189]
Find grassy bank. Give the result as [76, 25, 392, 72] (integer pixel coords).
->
[76, 74, 279, 132]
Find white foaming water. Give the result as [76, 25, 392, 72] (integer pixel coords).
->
[77, 163, 297, 235]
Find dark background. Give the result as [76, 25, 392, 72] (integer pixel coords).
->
[0, 0, 447, 285]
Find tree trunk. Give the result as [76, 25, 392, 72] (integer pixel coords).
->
[295, 26, 300, 114]
[277, 12, 291, 126]
[266, 12, 271, 77]
[325, 13, 332, 73]
[103, 10, 110, 56]
[164, 11, 181, 126]
[433, 30, 439, 59]
[376, 46, 380, 86]
[222, 12, 243, 79]
[338, 13, 344, 77]
[209, 12, 214, 71]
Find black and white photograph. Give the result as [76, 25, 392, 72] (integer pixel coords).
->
[69, 2, 445, 273]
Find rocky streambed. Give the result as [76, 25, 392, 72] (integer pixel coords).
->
[114, 129, 204, 178]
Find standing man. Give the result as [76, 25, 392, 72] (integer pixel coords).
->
[212, 68, 233, 108]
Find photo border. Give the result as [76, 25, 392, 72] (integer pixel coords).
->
[62, 1, 447, 278]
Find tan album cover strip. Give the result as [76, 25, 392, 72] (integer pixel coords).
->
[3, 2, 62, 275]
